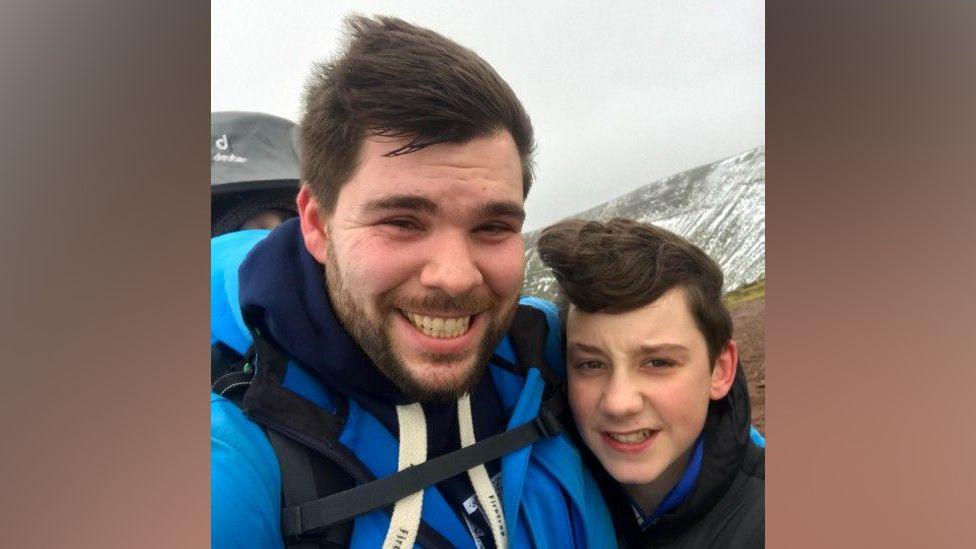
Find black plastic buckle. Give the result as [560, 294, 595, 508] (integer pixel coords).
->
[533, 407, 562, 438]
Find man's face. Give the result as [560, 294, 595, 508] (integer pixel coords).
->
[566, 287, 734, 490]
[300, 132, 526, 402]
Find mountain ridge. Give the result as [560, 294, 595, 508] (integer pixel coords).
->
[521, 146, 765, 300]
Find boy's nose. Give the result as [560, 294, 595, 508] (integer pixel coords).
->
[599, 372, 644, 418]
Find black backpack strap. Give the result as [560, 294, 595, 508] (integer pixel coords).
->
[507, 303, 564, 395]
[240, 335, 454, 548]
[236, 310, 567, 546]
[266, 429, 353, 549]
[508, 302, 572, 431]
[279, 398, 563, 538]
[266, 429, 320, 549]
[278, 302, 569, 537]
[211, 336, 355, 548]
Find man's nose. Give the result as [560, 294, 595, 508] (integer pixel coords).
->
[418, 233, 485, 297]
[599, 371, 643, 418]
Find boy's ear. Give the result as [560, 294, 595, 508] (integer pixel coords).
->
[710, 340, 738, 400]
[297, 185, 329, 264]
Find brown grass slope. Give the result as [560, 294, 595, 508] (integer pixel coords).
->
[725, 279, 765, 435]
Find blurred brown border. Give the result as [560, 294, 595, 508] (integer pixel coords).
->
[766, 1, 976, 547]
[1, 2, 974, 547]
[0, 3, 209, 547]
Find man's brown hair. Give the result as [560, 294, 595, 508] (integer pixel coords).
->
[299, 15, 535, 213]
[537, 218, 732, 364]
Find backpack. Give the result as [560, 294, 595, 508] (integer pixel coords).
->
[211, 303, 567, 548]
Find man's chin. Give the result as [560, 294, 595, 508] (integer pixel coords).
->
[375, 301, 514, 402]
[397, 353, 484, 402]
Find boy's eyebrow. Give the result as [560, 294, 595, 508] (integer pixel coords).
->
[567, 341, 604, 355]
[361, 194, 438, 214]
[568, 341, 691, 356]
[635, 343, 691, 356]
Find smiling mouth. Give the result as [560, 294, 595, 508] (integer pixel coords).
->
[606, 429, 655, 444]
[401, 310, 473, 339]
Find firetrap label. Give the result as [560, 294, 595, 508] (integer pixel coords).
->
[461, 472, 504, 549]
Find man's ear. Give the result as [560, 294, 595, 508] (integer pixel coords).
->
[710, 340, 738, 400]
[297, 185, 329, 264]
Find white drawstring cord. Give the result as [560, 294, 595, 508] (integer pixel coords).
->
[383, 402, 427, 549]
[383, 395, 508, 549]
[458, 392, 508, 549]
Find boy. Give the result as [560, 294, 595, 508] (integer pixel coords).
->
[538, 218, 764, 548]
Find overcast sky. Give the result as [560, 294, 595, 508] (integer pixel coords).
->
[212, 1, 764, 231]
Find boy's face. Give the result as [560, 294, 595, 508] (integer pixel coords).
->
[566, 287, 735, 488]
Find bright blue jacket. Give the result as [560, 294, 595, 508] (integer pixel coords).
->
[210, 225, 617, 548]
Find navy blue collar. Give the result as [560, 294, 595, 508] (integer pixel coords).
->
[632, 435, 705, 530]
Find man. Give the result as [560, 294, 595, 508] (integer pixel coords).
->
[211, 111, 301, 237]
[537, 218, 765, 548]
[211, 16, 615, 548]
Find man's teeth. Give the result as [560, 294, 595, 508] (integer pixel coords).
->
[404, 312, 471, 339]
[608, 430, 653, 444]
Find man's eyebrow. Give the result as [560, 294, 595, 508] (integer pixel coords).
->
[361, 195, 438, 214]
[361, 196, 525, 222]
[480, 201, 525, 222]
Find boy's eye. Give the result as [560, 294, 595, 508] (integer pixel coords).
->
[643, 358, 676, 368]
[575, 360, 605, 371]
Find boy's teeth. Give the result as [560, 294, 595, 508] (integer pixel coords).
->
[405, 312, 471, 339]
[608, 430, 652, 443]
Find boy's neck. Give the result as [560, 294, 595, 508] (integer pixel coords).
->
[624, 443, 697, 515]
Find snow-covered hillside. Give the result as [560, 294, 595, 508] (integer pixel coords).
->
[522, 146, 765, 300]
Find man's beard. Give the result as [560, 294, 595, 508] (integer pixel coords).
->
[324, 244, 518, 403]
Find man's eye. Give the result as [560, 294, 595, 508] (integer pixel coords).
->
[382, 218, 421, 231]
[475, 223, 515, 234]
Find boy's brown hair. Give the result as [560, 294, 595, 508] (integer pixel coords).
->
[299, 15, 535, 213]
[537, 218, 732, 364]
